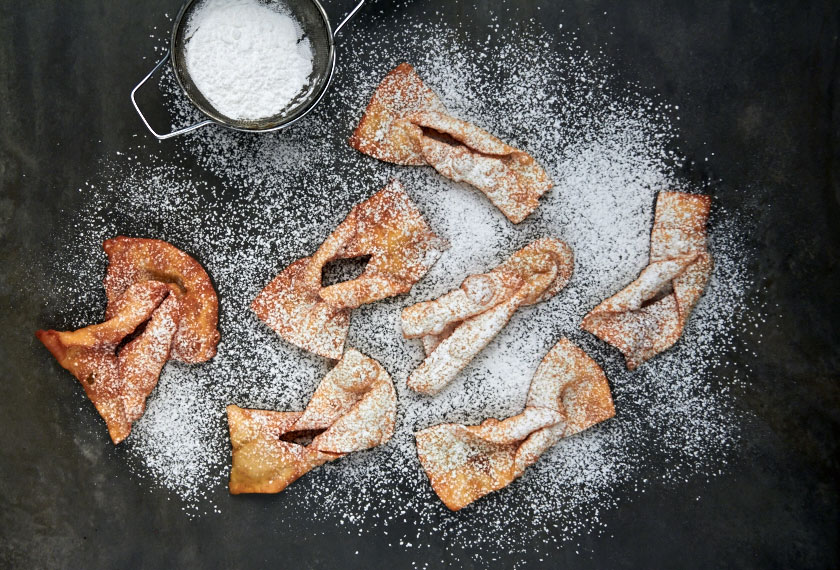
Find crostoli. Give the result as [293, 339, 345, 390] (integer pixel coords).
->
[36, 238, 219, 443]
[582, 191, 712, 369]
[402, 238, 574, 395]
[252, 179, 447, 360]
[350, 63, 553, 224]
[416, 338, 615, 511]
[227, 349, 397, 494]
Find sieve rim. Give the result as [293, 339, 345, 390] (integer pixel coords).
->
[169, 0, 337, 133]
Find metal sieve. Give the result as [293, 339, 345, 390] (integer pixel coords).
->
[131, 0, 365, 139]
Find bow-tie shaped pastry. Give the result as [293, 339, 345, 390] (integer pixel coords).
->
[350, 63, 553, 224]
[252, 180, 447, 360]
[402, 239, 574, 395]
[227, 349, 397, 494]
[416, 338, 615, 511]
[582, 191, 713, 369]
[36, 237, 220, 443]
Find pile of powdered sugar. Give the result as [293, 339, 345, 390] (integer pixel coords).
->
[42, 13, 758, 565]
[184, 0, 313, 120]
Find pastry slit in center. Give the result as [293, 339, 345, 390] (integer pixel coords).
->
[320, 255, 371, 287]
[640, 281, 674, 308]
[278, 429, 326, 446]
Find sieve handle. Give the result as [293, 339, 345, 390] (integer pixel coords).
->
[333, 0, 366, 36]
[130, 50, 215, 140]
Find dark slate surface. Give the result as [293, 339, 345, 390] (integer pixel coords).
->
[1, 1, 838, 568]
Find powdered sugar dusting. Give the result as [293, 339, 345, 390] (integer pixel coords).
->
[41, 14, 759, 565]
[184, 0, 314, 121]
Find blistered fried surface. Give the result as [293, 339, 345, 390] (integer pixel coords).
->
[403, 238, 574, 395]
[35, 281, 179, 443]
[416, 338, 614, 511]
[103, 237, 220, 364]
[350, 63, 553, 223]
[36, 237, 219, 444]
[581, 192, 712, 369]
[227, 349, 397, 494]
[252, 180, 446, 359]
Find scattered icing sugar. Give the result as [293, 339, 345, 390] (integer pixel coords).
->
[184, 0, 314, 121]
[41, 12, 761, 565]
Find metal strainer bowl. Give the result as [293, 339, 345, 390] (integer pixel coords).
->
[131, 0, 365, 139]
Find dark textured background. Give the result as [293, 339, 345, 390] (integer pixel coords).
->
[1, 1, 838, 568]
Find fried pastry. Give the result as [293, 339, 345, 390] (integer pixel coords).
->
[103, 237, 220, 364]
[416, 338, 614, 511]
[36, 281, 180, 443]
[36, 237, 219, 444]
[402, 238, 574, 395]
[581, 191, 713, 369]
[227, 349, 397, 494]
[350, 63, 553, 224]
[252, 180, 447, 360]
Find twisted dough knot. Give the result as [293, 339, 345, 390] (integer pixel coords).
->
[350, 63, 553, 224]
[416, 338, 615, 511]
[252, 180, 447, 360]
[35, 238, 219, 443]
[402, 238, 574, 395]
[227, 349, 397, 494]
[582, 191, 713, 369]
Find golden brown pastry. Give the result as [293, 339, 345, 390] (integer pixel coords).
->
[227, 349, 397, 494]
[252, 180, 447, 359]
[350, 63, 553, 224]
[36, 281, 180, 443]
[415, 338, 614, 511]
[581, 191, 712, 369]
[103, 236, 220, 364]
[36, 237, 219, 444]
[402, 239, 574, 395]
